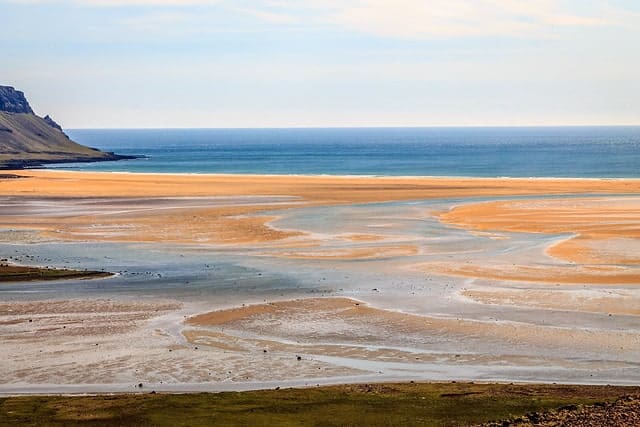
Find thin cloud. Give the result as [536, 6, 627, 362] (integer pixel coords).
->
[234, 6, 298, 24]
[326, 0, 611, 39]
[2, 0, 628, 39]
[4, 0, 217, 5]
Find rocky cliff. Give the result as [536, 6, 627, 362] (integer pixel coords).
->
[0, 86, 34, 114]
[0, 85, 133, 169]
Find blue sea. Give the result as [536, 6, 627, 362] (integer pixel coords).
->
[57, 127, 640, 178]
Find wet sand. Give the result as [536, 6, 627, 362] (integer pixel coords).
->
[3, 169, 640, 200]
[0, 196, 302, 245]
[462, 287, 640, 316]
[0, 298, 365, 388]
[434, 196, 640, 285]
[416, 262, 640, 285]
[186, 297, 640, 360]
[0, 171, 639, 391]
[439, 197, 640, 265]
[1, 170, 639, 249]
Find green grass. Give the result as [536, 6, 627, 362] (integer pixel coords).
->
[1, 382, 637, 426]
[0, 264, 112, 282]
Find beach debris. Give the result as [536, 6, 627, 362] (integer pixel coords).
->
[296, 355, 302, 361]
[138, 383, 143, 388]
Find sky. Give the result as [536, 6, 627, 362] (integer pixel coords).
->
[1, 0, 639, 128]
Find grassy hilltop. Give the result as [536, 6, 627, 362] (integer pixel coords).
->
[0, 86, 131, 169]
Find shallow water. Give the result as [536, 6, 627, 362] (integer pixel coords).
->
[1, 193, 638, 390]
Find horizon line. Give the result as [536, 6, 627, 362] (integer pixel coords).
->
[66, 124, 640, 131]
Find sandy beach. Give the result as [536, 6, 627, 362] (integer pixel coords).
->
[2, 170, 640, 246]
[3, 169, 640, 199]
[0, 170, 639, 392]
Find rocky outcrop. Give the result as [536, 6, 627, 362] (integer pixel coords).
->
[0, 86, 34, 114]
[0, 85, 136, 169]
[43, 114, 63, 132]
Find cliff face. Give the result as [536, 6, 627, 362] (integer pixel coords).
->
[0, 86, 34, 114]
[0, 85, 132, 169]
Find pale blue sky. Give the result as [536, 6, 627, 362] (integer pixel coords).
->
[2, 0, 639, 128]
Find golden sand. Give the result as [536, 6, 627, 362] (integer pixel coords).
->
[3, 172, 639, 386]
[2, 171, 639, 276]
[186, 297, 359, 326]
[549, 236, 640, 266]
[341, 234, 385, 242]
[2, 170, 640, 248]
[272, 244, 419, 260]
[2, 170, 640, 201]
[462, 288, 640, 316]
[1, 298, 364, 384]
[440, 197, 640, 238]
[417, 262, 640, 285]
[439, 197, 640, 266]
[51, 207, 298, 245]
[186, 297, 640, 356]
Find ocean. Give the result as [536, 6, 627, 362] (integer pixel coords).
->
[58, 126, 640, 178]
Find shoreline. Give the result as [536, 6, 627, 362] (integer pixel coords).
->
[10, 168, 640, 181]
[2, 379, 639, 397]
[3, 170, 640, 199]
[0, 154, 140, 171]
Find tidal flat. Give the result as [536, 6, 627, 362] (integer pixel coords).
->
[0, 171, 639, 394]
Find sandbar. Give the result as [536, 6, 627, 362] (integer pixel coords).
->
[1, 170, 639, 249]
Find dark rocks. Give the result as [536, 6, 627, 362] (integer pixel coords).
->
[43, 114, 63, 131]
[480, 395, 640, 427]
[0, 86, 34, 114]
[0, 84, 140, 170]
